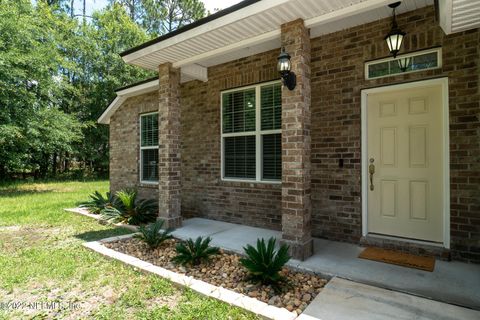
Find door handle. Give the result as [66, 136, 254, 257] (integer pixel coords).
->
[369, 158, 375, 191]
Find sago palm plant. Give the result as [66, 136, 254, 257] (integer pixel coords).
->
[172, 236, 220, 266]
[240, 237, 290, 288]
[80, 191, 117, 214]
[101, 189, 157, 225]
[135, 219, 173, 249]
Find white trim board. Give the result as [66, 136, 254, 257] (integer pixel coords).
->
[360, 77, 450, 249]
[98, 79, 159, 124]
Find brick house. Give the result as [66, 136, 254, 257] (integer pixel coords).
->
[98, 0, 480, 263]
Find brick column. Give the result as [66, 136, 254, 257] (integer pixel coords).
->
[158, 62, 182, 228]
[280, 19, 313, 260]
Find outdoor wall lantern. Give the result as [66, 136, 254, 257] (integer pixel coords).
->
[277, 47, 296, 90]
[385, 2, 406, 58]
[397, 56, 411, 72]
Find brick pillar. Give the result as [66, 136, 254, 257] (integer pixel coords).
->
[280, 19, 313, 260]
[158, 62, 182, 228]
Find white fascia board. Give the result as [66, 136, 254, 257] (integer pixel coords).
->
[98, 96, 125, 124]
[116, 79, 159, 97]
[122, 0, 290, 63]
[98, 79, 159, 124]
[181, 64, 208, 82]
[438, 0, 453, 35]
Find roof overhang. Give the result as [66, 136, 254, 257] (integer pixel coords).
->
[98, 79, 159, 124]
[121, 0, 440, 71]
[101, 0, 479, 125]
[438, 0, 480, 34]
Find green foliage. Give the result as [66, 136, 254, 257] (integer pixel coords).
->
[240, 237, 291, 287]
[111, 0, 207, 35]
[134, 219, 173, 249]
[0, 0, 83, 177]
[101, 189, 158, 225]
[142, 0, 207, 35]
[172, 237, 220, 266]
[0, 0, 153, 179]
[80, 190, 117, 214]
[1, 0, 208, 180]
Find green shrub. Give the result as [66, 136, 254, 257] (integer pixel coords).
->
[240, 237, 290, 288]
[135, 220, 173, 249]
[101, 189, 157, 225]
[80, 190, 117, 214]
[172, 237, 219, 266]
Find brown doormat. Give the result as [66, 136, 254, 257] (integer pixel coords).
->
[359, 247, 435, 272]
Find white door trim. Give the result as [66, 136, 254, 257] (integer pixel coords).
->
[361, 77, 450, 249]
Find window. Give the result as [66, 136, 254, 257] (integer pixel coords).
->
[221, 81, 282, 182]
[140, 113, 158, 183]
[365, 48, 442, 79]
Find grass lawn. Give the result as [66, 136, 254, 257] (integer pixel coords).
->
[0, 180, 258, 320]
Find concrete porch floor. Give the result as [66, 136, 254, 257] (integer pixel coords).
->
[172, 218, 480, 311]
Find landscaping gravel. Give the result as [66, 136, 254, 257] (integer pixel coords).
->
[104, 237, 328, 315]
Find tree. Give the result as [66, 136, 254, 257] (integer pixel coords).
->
[109, 0, 207, 35]
[75, 3, 154, 174]
[0, 0, 152, 178]
[0, 0, 206, 180]
[108, 0, 144, 22]
[142, 0, 206, 35]
[0, 0, 84, 177]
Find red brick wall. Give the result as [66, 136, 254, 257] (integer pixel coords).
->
[179, 50, 283, 230]
[309, 6, 479, 262]
[109, 92, 159, 201]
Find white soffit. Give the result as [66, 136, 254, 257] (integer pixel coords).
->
[122, 0, 434, 71]
[439, 0, 480, 34]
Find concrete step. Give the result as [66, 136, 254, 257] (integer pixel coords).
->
[298, 277, 480, 320]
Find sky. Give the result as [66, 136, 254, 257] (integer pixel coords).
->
[74, 0, 243, 17]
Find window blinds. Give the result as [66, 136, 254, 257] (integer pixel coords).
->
[222, 82, 282, 181]
[224, 136, 256, 179]
[222, 89, 256, 133]
[141, 114, 158, 147]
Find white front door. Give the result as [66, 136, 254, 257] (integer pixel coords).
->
[366, 82, 446, 243]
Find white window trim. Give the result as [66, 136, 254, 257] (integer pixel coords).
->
[220, 80, 282, 184]
[365, 47, 442, 80]
[140, 112, 159, 185]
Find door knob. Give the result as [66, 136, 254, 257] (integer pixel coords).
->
[369, 158, 375, 191]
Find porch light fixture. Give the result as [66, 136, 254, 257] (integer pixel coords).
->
[385, 2, 406, 58]
[397, 56, 411, 72]
[277, 47, 296, 90]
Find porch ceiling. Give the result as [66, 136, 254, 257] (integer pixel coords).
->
[122, 0, 434, 72]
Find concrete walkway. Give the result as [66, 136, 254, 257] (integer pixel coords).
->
[172, 218, 480, 311]
[298, 277, 480, 320]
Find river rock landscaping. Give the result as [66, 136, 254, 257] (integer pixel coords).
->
[104, 237, 328, 315]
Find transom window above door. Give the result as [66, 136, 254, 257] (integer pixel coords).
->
[221, 81, 282, 182]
